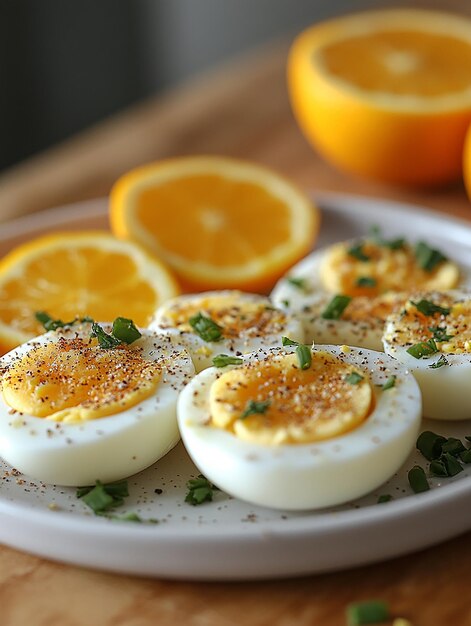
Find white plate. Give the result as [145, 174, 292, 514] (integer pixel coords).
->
[1, 193, 471, 581]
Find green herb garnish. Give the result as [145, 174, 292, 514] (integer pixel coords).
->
[286, 277, 307, 290]
[442, 452, 464, 477]
[377, 494, 392, 504]
[77, 480, 129, 514]
[35, 311, 93, 331]
[382, 375, 396, 390]
[429, 459, 448, 477]
[240, 399, 271, 420]
[410, 299, 450, 317]
[428, 326, 453, 342]
[77, 480, 157, 522]
[281, 299, 290, 308]
[90, 322, 122, 349]
[428, 326, 453, 343]
[346, 600, 389, 625]
[356, 276, 377, 287]
[321, 294, 352, 320]
[406, 338, 438, 359]
[212, 354, 243, 367]
[112, 317, 142, 344]
[408, 465, 430, 493]
[347, 243, 370, 262]
[296, 344, 312, 370]
[281, 336, 300, 346]
[369, 225, 405, 250]
[414, 241, 447, 272]
[441, 437, 466, 456]
[189, 312, 223, 342]
[345, 372, 364, 385]
[416, 431, 447, 461]
[429, 354, 448, 369]
[185, 475, 218, 506]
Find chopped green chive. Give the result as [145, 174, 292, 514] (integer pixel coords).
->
[36, 311, 93, 331]
[346, 600, 389, 625]
[369, 225, 405, 250]
[112, 317, 141, 344]
[428, 326, 453, 342]
[189, 312, 223, 342]
[442, 452, 463, 477]
[281, 299, 290, 308]
[296, 344, 312, 370]
[406, 338, 438, 359]
[429, 354, 448, 369]
[410, 299, 450, 317]
[281, 336, 300, 346]
[416, 431, 447, 461]
[414, 241, 447, 272]
[429, 459, 448, 477]
[417, 431, 471, 476]
[345, 372, 364, 385]
[240, 399, 271, 420]
[441, 437, 466, 456]
[321, 294, 352, 320]
[377, 494, 392, 503]
[356, 276, 377, 287]
[185, 475, 218, 506]
[382, 375, 396, 390]
[212, 354, 243, 367]
[408, 465, 430, 493]
[77, 480, 157, 522]
[77, 480, 128, 514]
[347, 243, 370, 262]
[286, 277, 307, 290]
[90, 323, 122, 349]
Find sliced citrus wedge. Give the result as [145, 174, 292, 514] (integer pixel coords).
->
[0, 231, 179, 352]
[288, 9, 471, 185]
[109, 156, 318, 292]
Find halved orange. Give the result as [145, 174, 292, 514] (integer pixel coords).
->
[288, 9, 471, 186]
[0, 231, 179, 352]
[109, 156, 318, 292]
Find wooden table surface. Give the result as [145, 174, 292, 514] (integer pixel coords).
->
[1, 40, 471, 626]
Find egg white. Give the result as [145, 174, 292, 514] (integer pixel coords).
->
[149, 290, 304, 372]
[177, 344, 421, 510]
[271, 239, 471, 351]
[383, 291, 471, 421]
[0, 324, 195, 486]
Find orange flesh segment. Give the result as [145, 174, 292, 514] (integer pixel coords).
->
[137, 174, 292, 266]
[321, 31, 471, 96]
[0, 244, 161, 338]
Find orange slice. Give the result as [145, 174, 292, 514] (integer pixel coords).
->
[109, 156, 318, 292]
[0, 231, 179, 352]
[288, 9, 471, 186]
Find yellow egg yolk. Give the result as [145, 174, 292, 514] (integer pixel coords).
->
[209, 351, 373, 444]
[320, 239, 459, 297]
[322, 292, 407, 324]
[386, 294, 471, 354]
[159, 293, 288, 339]
[1, 337, 162, 423]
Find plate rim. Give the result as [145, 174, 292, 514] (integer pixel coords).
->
[1, 192, 471, 579]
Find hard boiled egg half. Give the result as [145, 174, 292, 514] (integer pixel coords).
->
[177, 344, 421, 510]
[0, 322, 195, 486]
[383, 291, 471, 420]
[271, 231, 468, 350]
[149, 290, 304, 372]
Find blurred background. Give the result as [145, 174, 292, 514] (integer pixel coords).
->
[2, 0, 460, 173]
